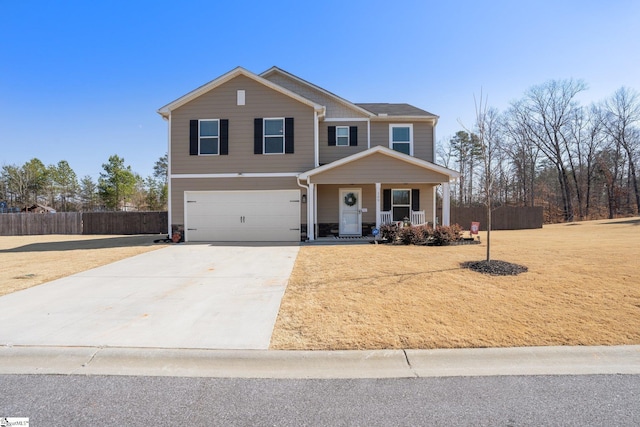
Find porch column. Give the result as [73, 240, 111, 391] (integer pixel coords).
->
[308, 183, 315, 241]
[442, 182, 451, 226]
[375, 182, 381, 229]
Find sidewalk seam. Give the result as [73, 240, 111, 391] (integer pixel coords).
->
[402, 349, 418, 378]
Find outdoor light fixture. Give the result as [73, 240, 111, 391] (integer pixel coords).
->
[301, 194, 307, 203]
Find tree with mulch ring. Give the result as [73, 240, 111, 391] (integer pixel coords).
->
[461, 260, 528, 276]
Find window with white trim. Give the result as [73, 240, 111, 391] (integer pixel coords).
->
[390, 124, 413, 155]
[336, 126, 349, 146]
[199, 119, 219, 155]
[392, 189, 411, 221]
[264, 118, 285, 154]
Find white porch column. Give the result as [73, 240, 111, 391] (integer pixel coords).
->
[442, 182, 451, 226]
[307, 183, 315, 241]
[375, 182, 381, 229]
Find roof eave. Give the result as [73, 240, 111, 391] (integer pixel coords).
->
[299, 145, 459, 180]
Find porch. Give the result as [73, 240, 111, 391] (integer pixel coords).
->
[297, 145, 459, 241]
[307, 183, 447, 239]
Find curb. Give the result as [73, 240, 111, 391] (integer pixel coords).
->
[1, 345, 639, 379]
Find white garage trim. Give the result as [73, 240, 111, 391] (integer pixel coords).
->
[184, 190, 301, 242]
[172, 172, 300, 179]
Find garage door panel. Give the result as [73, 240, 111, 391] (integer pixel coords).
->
[185, 190, 301, 242]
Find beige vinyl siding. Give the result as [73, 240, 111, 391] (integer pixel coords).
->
[316, 183, 436, 225]
[317, 184, 376, 224]
[263, 72, 370, 119]
[369, 121, 434, 162]
[171, 75, 315, 174]
[319, 121, 368, 165]
[310, 152, 450, 184]
[170, 177, 305, 225]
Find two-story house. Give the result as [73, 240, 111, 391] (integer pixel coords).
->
[157, 66, 459, 242]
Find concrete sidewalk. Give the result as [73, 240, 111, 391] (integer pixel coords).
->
[1, 345, 638, 379]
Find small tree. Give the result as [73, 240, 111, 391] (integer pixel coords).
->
[98, 155, 137, 210]
[464, 91, 500, 262]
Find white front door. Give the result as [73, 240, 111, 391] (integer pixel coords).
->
[339, 188, 362, 236]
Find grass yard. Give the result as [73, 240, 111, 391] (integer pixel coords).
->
[270, 217, 640, 350]
[0, 235, 168, 296]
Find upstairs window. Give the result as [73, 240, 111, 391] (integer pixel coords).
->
[264, 118, 285, 154]
[189, 119, 228, 156]
[336, 126, 350, 146]
[328, 125, 358, 146]
[390, 124, 413, 155]
[199, 119, 219, 155]
[254, 118, 294, 154]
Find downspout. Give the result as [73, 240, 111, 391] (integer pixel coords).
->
[165, 113, 172, 237]
[297, 175, 312, 241]
[314, 110, 320, 168]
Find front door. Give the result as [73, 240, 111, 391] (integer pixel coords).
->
[339, 188, 362, 236]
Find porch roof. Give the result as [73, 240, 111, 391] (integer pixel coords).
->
[299, 146, 460, 184]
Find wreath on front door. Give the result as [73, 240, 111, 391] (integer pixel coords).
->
[344, 192, 357, 207]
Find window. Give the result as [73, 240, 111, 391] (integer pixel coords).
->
[264, 118, 285, 154]
[199, 119, 219, 155]
[392, 189, 411, 221]
[390, 124, 413, 155]
[328, 126, 358, 147]
[336, 126, 349, 146]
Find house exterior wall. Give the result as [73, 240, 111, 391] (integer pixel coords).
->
[369, 121, 434, 162]
[318, 120, 368, 165]
[309, 152, 451, 185]
[170, 74, 316, 175]
[170, 177, 305, 226]
[262, 72, 370, 119]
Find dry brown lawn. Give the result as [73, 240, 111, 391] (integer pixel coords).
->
[271, 217, 640, 350]
[0, 234, 168, 296]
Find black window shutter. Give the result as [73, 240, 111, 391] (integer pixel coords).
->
[383, 189, 391, 211]
[220, 119, 229, 155]
[412, 189, 420, 211]
[254, 118, 263, 154]
[189, 120, 198, 155]
[285, 117, 294, 153]
[328, 126, 336, 146]
[349, 126, 358, 146]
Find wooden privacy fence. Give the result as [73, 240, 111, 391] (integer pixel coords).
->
[0, 212, 82, 236]
[0, 212, 168, 236]
[439, 206, 544, 230]
[82, 212, 168, 235]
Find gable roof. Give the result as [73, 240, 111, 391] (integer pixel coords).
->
[260, 66, 376, 118]
[157, 66, 326, 119]
[299, 145, 460, 180]
[356, 103, 437, 118]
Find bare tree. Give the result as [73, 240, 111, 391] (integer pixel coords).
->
[602, 87, 640, 214]
[473, 93, 501, 262]
[511, 79, 587, 221]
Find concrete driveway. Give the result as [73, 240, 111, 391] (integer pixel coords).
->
[0, 243, 299, 350]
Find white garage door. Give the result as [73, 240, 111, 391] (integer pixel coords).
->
[184, 190, 301, 242]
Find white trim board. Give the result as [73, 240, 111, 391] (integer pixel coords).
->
[171, 173, 300, 179]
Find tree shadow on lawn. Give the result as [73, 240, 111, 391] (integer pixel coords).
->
[598, 218, 640, 226]
[0, 235, 167, 253]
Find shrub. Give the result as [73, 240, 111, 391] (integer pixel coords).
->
[379, 223, 399, 242]
[431, 224, 463, 245]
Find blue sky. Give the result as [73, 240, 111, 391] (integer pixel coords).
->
[1, 0, 639, 180]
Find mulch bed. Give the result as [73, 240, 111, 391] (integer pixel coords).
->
[461, 260, 529, 276]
